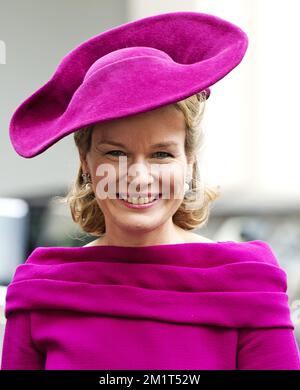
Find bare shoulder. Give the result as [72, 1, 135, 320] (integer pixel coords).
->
[83, 238, 104, 247]
[183, 232, 216, 243]
[82, 242, 93, 247]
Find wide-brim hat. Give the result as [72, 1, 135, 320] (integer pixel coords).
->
[9, 11, 248, 158]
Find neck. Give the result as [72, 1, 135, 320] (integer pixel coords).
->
[95, 220, 188, 247]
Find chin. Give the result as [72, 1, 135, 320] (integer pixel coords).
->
[116, 217, 162, 232]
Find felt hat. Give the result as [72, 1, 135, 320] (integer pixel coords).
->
[9, 11, 248, 158]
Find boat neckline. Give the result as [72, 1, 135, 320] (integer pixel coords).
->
[36, 240, 264, 251]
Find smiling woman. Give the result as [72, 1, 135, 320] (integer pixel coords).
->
[3, 11, 299, 371]
[57, 91, 220, 246]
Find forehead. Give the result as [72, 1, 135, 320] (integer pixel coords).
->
[93, 105, 186, 143]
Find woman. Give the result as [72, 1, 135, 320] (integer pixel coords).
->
[70, 94, 217, 248]
[2, 11, 300, 370]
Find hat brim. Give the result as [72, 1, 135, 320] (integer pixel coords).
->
[9, 11, 248, 158]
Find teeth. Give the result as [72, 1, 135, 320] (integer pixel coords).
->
[119, 194, 158, 204]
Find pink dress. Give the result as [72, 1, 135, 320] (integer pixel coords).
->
[1, 240, 300, 370]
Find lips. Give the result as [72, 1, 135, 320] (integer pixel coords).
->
[117, 193, 161, 199]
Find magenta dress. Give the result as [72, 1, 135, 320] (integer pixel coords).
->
[1, 240, 300, 370]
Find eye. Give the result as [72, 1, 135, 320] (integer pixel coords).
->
[106, 151, 173, 158]
[153, 151, 173, 159]
[105, 150, 126, 157]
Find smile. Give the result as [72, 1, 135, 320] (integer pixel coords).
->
[116, 193, 161, 209]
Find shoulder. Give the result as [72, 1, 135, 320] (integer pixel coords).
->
[183, 235, 281, 267]
[23, 246, 78, 265]
[187, 239, 286, 285]
[235, 239, 281, 267]
[219, 240, 288, 293]
[196, 239, 280, 267]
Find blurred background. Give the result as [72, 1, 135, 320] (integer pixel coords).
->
[1, 0, 300, 359]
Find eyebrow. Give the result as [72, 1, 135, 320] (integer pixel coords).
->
[97, 140, 179, 148]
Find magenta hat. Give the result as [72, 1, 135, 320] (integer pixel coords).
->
[9, 11, 248, 158]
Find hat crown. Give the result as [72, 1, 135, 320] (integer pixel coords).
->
[9, 11, 248, 158]
[83, 46, 172, 83]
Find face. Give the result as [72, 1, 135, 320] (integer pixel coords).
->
[80, 104, 194, 238]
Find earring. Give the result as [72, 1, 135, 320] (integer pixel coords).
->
[184, 170, 193, 198]
[184, 181, 190, 194]
[184, 181, 193, 199]
[82, 172, 93, 192]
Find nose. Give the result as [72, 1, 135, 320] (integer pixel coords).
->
[126, 157, 157, 194]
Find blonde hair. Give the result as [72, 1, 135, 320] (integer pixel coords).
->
[57, 91, 220, 237]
